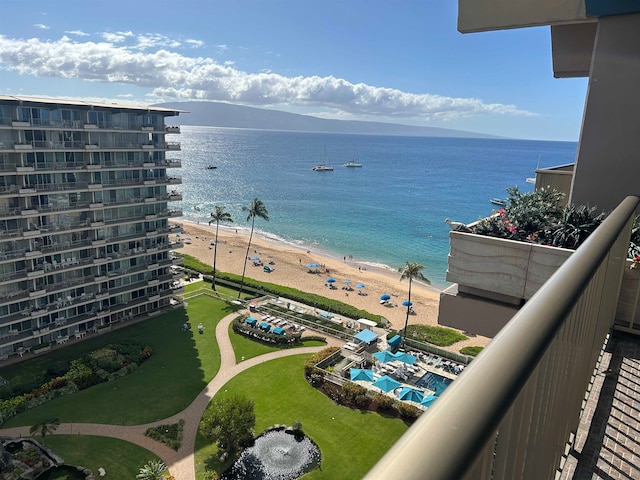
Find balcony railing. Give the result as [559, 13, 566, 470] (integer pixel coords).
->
[365, 195, 639, 480]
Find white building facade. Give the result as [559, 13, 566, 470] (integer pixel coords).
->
[0, 96, 184, 358]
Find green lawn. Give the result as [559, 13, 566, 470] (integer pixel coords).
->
[42, 435, 160, 478]
[195, 355, 408, 480]
[2, 295, 237, 426]
[228, 323, 326, 362]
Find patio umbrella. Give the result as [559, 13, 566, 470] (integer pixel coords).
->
[372, 375, 402, 393]
[373, 350, 397, 363]
[343, 279, 352, 284]
[392, 352, 418, 365]
[350, 368, 374, 382]
[250, 256, 260, 261]
[355, 283, 366, 289]
[327, 278, 336, 283]
[402, 300, 413, 307]
[421, 394, 438, 407]
[398, 387, 424, 403]
[305, 263, 320, 268]
[380, 294, 391, 301]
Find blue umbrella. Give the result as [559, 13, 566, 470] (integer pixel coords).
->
[372, 375, 401, 393]
[355, 283, 366, 289]
[380, 294, 391, 301]
[402, 300, 413, 307]
[398, 387, 424, 403]
[327, 278, 336, 283]
[392, 352, 418, 365]
[305, 263, 320, 268]
[250, 256, 260, 261]
[373, 350, 397, 363]
[343, 279, 352, 284]
[350, 368, 374, 382]
[421, 394, 438, 407]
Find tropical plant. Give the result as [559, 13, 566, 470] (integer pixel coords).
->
[136, 459, 169, 480]
[208, 206, 233, 291]
[29, 417, 60, 445]
[199, 395, 256, 457]
[473, 186, 607, 248]
[238, 198, 269, 298]
[398, 262, 430, 345]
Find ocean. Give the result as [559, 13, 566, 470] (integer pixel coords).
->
[175, 126, 578, 288]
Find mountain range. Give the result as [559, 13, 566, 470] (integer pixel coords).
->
[154, 101, 497, 139]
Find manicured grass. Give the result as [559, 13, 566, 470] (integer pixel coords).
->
[407, 324, 468, 346]
[41, 435, 160, 478]
[460, 346, 484, 357]
[194, 355, 408, 480]
[2, 296, 237, 426]
[228, 323, 326, 362]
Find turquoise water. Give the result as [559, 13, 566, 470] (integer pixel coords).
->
[416, 371, 453, 396]
[176, 126, 577, 287]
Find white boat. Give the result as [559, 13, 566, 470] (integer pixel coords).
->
[490, 198, 507, 206]
[526, 177, 536, 184]
[312, 164, 334, 171]
[343, 161, 363, 167]
[313, 146, 334, 171]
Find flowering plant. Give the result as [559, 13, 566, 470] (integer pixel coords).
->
[472, 186, 608, 250]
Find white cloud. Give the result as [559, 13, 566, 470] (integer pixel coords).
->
[185, 39, 204, 48]
[33, 24, 49, 30]
[65, 30, 89, 37]
[102, 32, 127, 43]
[0, 34, 536, 120]
[117, 93, 134, 98]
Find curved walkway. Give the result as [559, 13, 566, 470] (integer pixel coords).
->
[0, 311, 344, 479]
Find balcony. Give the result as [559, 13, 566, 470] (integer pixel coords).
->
[365, 196, 640, 479]
[165, 125, 180, 133]
[166, 142, 181, 151]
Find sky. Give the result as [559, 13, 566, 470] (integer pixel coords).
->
[0, 1, 588, 141]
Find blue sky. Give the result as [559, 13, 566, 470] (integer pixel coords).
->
[0, 1, 587, 140]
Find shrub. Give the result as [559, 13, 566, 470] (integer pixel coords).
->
[395, 401, 421, 420]
[304, 347, 339, 377]
[141, 346, 153, 360]
[460, 346, 484, 357]
[145, 419, 185, 451]
[373, 393, 394, 410]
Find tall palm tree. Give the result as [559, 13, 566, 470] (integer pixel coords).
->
[398, 262, 430, 345]
[208, 206, 233, 291]
[136, 459, 169, 480]
[238, 198, 269, 298]
[29, 418, 60, 445]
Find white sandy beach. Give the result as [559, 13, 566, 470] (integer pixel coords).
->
[172, 220, 490, 351]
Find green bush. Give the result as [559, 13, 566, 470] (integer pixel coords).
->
[460, 346, 484, 357]
[304, 347, 339, 377]
[373, 393, 394, 410]
[145, 419, 185, 451]
[395, 401, 421, 420]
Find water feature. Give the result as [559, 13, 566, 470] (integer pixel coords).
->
[415, 371, 453, 396]
[222, 427, 321, 480]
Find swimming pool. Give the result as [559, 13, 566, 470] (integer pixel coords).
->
[415, 371, 453, 396]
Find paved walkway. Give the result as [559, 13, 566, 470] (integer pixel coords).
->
[0, 311, 343, 479]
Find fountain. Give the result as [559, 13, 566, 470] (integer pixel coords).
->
[222, 427, 321, 480]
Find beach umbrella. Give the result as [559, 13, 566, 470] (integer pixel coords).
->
[398, 387, 424, 404]
[392, 352, 418, 365]
[355, 283, 366, 289]
[343, 279, 352, 284]
[380, 294, 391, 301]
[350, 368, 374, 382]
[250, 256, 260, 261]
[372, 375, 401, 393]
[373, 350, 397, 363]
[327, 278, 336, 283]
[421, 394, 438, 407]
[305, 263, 320, 268]
[402, 300, 413, 307]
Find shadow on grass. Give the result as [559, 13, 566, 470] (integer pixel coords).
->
[1, 295, 239, 427]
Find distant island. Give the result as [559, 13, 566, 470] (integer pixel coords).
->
[154, 101, 499, 139]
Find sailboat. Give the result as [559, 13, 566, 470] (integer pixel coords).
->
[312, 146, 334, 171]
[526, 155, 541, 184]
[344, 147, 363, 167]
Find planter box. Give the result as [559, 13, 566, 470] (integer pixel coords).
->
[33, 345, 51, 354]
[446, 231, 574, 305]
[615, 259, 640, 333]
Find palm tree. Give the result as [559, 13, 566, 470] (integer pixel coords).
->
[136, 459, 169, 480]
[238, 198, 269, 299]
[208, 206, 233, 291]
[398, 262, 430, 345]
[29, 418, 60, 445]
